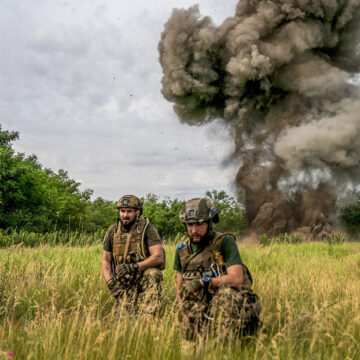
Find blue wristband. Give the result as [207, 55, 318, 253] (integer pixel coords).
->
[201, 275, 210, 284]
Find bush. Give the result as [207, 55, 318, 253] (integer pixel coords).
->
[259, 233, 303, 246]
[142, 190, 248, 239]
[341, 201, 360, 234]
[142, 194, 185, 239]
[0, 229, 106, 248]
[325, 233, 347, 245]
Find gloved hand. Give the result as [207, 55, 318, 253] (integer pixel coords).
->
[107, 279, 122, 298]
[182, 278, 203, 299]
[116, 263, 139, 278]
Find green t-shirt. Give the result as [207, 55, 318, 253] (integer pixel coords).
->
[173, 233, 243, 272]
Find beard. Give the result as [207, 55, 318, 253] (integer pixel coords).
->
[188, 221, 213, 247]
[190, 229, 213, 247]
[120, 217, 135, 230]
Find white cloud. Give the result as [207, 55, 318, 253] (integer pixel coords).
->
[0, 0, 239, 200]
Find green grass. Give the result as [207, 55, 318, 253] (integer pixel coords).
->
[0, 229, 106, 247]
[1, 242, 360, 359]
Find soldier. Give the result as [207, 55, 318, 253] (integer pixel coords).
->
[102, 195, 165, 315]
[174, 198, 261, 339]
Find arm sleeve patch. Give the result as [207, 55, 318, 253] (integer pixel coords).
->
[177, 241, 187, 250]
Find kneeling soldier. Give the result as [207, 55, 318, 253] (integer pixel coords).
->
[174, 198, 261, 339]
[102, 195, 165, 315]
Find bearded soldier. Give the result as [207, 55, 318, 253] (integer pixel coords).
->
[174, 198, 261, 338]
[102, 195, 165, 314]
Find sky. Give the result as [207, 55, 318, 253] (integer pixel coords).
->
[0, 0, 240, 201]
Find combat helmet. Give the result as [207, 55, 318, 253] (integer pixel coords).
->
[116, 195, 143, 213]
[179, 198, 219, 224]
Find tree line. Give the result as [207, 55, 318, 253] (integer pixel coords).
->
[0, 126, 247, 237]
[1, 124, 360, 237]
[0, 126, 115, 233]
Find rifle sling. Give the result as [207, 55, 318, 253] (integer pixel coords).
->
[181, 246, 206, 273]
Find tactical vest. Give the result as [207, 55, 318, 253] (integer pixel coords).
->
[178, 232, 253, 290]
[112, 216, 150, 266]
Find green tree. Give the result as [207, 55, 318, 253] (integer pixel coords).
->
[0, 126, 93, 232]
[205, 189, 247, 235]
[341, 191, 360, 234]
[83, 197, 118, 232]
[0, 145, 48, 230]
[0, 125, 19, 148]
[43, 169, 93, 231]
[142, 194, 185, 238]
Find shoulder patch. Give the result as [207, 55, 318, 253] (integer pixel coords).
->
[177, 242, 187, 250]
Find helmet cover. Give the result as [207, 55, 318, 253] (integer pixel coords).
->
[179, 198, 219, 223]
[116, 195, 142, 210]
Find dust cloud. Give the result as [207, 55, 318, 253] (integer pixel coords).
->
[159, 1, 360, 237]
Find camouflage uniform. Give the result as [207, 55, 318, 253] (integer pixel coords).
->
[110, 267, 163, 315]
[104, 195, 164, 315]
[176, 198, 261, 339]
[178, 234, 261, 338]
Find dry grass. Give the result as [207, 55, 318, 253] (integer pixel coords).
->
[0, 241, 360, 359]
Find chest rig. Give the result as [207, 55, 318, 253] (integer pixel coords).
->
[178, 232, 253, 289]
[178, 232, 229, 279]
[112, 216, 150, 266]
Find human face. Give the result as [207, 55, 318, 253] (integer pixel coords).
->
[186, 222, 208, 243]
[119, 208, 139, 225]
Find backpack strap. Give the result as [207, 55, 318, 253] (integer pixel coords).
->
[212, 232, 236, 248]
[209, 232, 236, 254]
[209, 232, 236, 268]
[213, 232, 253, 287]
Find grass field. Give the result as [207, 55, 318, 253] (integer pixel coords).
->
[0, 241, 360, 359]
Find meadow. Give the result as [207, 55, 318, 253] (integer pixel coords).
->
[0, 240, 360, 359]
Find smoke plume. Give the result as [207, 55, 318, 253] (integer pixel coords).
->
[159, 0, 360, 237]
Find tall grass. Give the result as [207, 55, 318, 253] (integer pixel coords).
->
[0, 242, 360, 359]
[0, 229, 105, 248]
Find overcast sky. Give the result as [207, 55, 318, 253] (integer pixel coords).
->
[1, 0, 240, 201]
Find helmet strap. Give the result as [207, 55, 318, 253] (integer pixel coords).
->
[207, 220, 213, 233]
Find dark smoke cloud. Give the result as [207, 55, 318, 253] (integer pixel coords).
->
[159, 0, 360, 237]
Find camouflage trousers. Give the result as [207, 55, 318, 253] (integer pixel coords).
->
[182, 287, 261, 339]
[115, 268, 163, 315]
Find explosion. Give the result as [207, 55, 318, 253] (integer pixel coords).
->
[158, 0, 360, 237]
